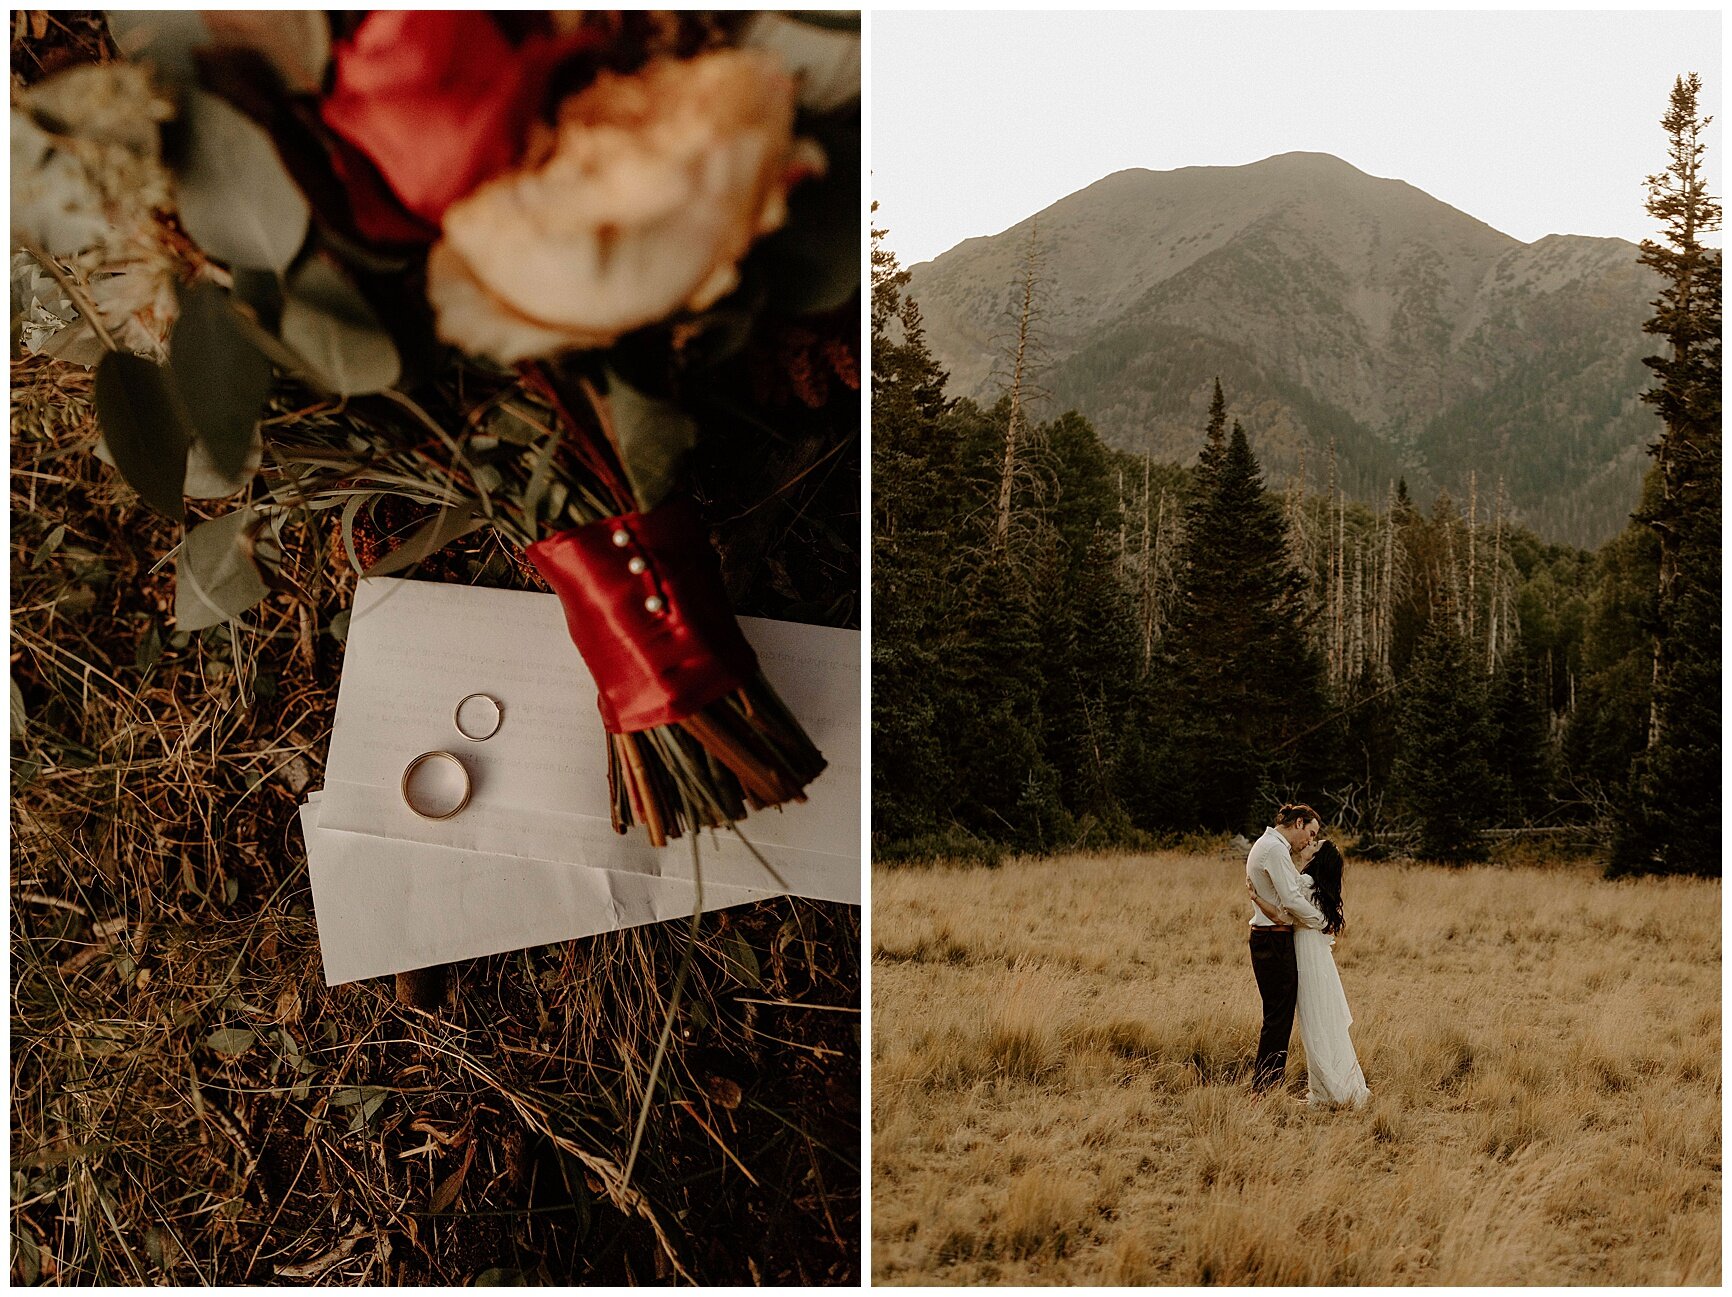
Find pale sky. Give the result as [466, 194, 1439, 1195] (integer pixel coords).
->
[873, 10, 1723, 267]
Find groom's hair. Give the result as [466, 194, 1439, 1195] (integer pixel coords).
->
[1274, 802, 1320, 828]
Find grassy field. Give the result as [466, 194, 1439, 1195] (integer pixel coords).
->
[871, 848, 1719, 1285]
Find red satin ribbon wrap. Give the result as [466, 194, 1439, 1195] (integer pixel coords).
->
[526, 499, 759, 734]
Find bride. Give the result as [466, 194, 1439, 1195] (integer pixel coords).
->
[1249, 832, 1370, 1108]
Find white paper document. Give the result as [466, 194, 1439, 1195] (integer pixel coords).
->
[301, 794, 779, 984]
[302, 577, 860, 985]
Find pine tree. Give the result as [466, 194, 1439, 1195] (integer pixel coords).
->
[1195, 377, 1229, 487]
[869, 220, 961, 843]
[1617, 73, 1722, 876]
[1161, 417, 1327, 832]
[1563, 478, 1660, 798]
[1487, 655, 1555, 823]
[1392, 621, 1497, 861]
[1032, 413, 1139, 837]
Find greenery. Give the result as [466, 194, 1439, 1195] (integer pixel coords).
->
[1613, 72, 1722, 877]
[872, 153, 1713, 872]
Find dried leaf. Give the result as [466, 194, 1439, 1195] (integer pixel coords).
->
[429, 1137, 477, 1214]
[705, 1075, 743, 1110]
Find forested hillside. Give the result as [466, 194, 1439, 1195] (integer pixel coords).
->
[873, 219, 1693, 868]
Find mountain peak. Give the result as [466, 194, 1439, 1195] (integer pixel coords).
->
[904, 160, 1658, 547]
[1247, 150, 1368, 174]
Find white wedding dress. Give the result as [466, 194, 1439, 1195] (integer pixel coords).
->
[1293, 874, 1370, 1108]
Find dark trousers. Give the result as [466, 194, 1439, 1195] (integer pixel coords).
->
[1249, 928, 1298, 1090]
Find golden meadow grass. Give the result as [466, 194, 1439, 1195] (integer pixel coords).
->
[871, 849, 1719, 1285]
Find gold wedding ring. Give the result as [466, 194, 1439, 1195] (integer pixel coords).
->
[454, 692, 503, 742]
[401, 750, 472, 820]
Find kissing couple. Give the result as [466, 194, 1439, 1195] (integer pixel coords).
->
[1245, 802, 1370, 1108]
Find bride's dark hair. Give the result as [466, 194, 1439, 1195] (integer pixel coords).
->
[1308, 840, 1346, 934]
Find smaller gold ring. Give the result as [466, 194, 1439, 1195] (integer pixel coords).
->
[454, 692, 503, 742]
[401, 750, 471, 820]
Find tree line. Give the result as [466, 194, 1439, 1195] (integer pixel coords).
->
[871, 76, 1718, 874]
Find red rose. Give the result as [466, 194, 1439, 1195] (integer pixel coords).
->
[319, 12, 589, 234]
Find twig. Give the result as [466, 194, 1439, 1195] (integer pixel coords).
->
[22, 242, 120, 354]
[671, 1100, 759, 1185]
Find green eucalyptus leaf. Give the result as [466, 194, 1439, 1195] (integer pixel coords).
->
[606, 370, 696, 512]
[104, 10, 210, 82]
[721, 930, 762, 989]
[184, 430, 264, 499]
[170, 282, 274, 478]
[361, 503, 482, 579]
[201, 11, 331, 95]
[761, 122, 859, 316]
[204, 1027, 256, 1058]
[15, 1230, 41, 1285]
[280, 256, 400, 395]
[678, 306, 759, 370]
[10, 677, 27, 742]
[175, 507, 270, 631]
[134, 624, 163, 673]
[29, 524, 66, 570]
[93, 351, 190, 521]
[230, 268, 284, 331]
[743, 12, 860, 111]
[521, 430, 562, 524]
[786, 10, 861, 32]
[174, 90, 309, 272]
[486, 402, 546, 446]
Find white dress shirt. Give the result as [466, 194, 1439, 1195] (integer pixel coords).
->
[1246, 826, 1328, 930]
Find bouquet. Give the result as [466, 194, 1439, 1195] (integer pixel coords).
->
[12, 10, 860, 844]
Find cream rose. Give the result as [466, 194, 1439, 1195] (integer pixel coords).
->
[427, 48, 821, 364]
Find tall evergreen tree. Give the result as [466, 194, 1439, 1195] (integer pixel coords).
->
[1160, 416, 1328, 832]
[1617, 73, 1722, 876]
[1195, 377, 1229, 487]
[1487, 655, 1555, 823]
[1564, 476, 1660, 798]
[1031, 413, 1140, 837]
[1392, 621, 1497, 861]
[870, 221, 961, 843]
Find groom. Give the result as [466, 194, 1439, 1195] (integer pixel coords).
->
[1246, 803, 1329, 1093]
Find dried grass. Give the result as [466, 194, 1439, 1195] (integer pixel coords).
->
[871, 849, 1719, 1285]
[10, 355, 860, 1283]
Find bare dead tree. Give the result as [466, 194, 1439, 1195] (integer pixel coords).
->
[993, 220, 1050, 552]
[1487, 477, 1507, 670]
[1466, 470, 1478, 642]
[1350, 537, 1367, 686]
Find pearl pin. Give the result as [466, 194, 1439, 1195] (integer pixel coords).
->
[611, 528, 631, 547]
[627, 556, 647, 575]
[644, 595, 665, 614]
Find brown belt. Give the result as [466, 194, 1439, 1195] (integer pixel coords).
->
[1251, 923, 1294, 934]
